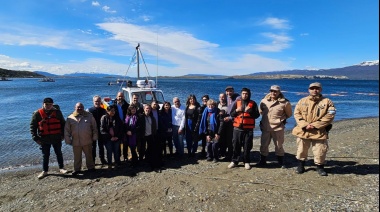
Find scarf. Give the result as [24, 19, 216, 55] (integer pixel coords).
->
[199, 107, 217, 134]
[125, 115, 138, 129]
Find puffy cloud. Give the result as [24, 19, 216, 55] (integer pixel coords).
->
[259, 17, 291, 30]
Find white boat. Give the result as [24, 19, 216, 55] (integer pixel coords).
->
[0, 77, 12, 81]
[39, 77, 55, 82]
[102, 44, 165, 108]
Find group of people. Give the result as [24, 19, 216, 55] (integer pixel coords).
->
[30, 82, 336, 179]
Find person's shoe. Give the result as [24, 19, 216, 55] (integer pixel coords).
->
[100, 158, 108, 165]
[107, 165, 113, 170]
[316, 165, 328, 176]
[245, 163, 251, 170]
[59, 168, 68, 174]
[277, 156, 286, 169]
[213, 158, 219, 163]
[256, 155, 267, 167]
[37, 171, 48, 179]
[72, 171, 80, 176]
[296, 160, 306, 174]
[87, 168, 96, 172]
[228, 162, 237, 168]
[206, 157, 213, 162]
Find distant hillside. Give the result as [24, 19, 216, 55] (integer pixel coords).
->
[34, 71, 57, 77]
[247, 62, 379, 80]
[63, 72, 123, 78]
[0, 68, 45, 78]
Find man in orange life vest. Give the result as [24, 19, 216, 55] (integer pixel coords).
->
[30, 97, 67, 179]
[228, 88, 260, 170]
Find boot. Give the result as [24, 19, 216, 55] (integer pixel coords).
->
[296, 160, 305, 174]
[277, 156, 285, 168]
[256, 155, 267, 167]
[316, 165, 328, 176]
[100, 158, 108, 165]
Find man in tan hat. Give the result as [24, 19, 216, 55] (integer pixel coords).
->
[292, 82, 336, 176]
[258, 85, 292, 168]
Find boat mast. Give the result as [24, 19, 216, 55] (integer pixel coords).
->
[136, 43, 140, 80]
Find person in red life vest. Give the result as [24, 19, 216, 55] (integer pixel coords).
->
[228, 88, 260, 170]
[64, 102, 98, 176]
[30, 97, 67, 179]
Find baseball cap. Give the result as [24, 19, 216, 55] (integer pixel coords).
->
[270, 85, 281, 91]
[43, 97, 54, 103]
[309, 82, 322, 88]
[225, 86, 234, 91]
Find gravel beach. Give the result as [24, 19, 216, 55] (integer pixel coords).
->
[0, 117, 378, 211]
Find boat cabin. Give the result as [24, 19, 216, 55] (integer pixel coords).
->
[102, 79, 165, 109]
[122, 80, 165, 107]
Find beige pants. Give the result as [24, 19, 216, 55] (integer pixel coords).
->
[296, 138, 329, 165]
[73, 144, 95, 171]
[260, 130, 285, 156]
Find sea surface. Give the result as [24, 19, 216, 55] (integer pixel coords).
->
[0, 78, 378, 170]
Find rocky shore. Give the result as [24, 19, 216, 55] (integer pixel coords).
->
[0, 117, 378, 211]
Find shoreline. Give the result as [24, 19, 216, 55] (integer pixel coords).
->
[0, 117, 378, 211]
[1, 116, 378, 174]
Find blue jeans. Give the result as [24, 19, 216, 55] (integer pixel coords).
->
[105, 139, 121, 165]
[185, 129, 198, 154]
[40, 142, 64, 172]
[172, 125, 184, 155]
[206, 139, 219, 159]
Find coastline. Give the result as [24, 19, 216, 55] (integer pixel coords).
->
[0, 117, 378, 211]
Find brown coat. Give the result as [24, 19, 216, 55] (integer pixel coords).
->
[64, 111, 98, 146]
[259, 93, 292, 131]
[292, 94, 336, 140]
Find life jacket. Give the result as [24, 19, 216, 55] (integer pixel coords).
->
[38, 109, 62, 136]
[233, 100, 256, 129]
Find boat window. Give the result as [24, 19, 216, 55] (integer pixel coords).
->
[153, 92, 165, 104]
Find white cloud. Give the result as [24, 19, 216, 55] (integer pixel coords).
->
[91, 1, 100, 7]
[259, 17, 291, 30]
[253, 33, 293, 52]
[0, 22, 293, 76]
[102, 6, 117, 13]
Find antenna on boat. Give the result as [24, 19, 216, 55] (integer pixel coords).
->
[136, 43, 140, 80]
[156, 33, 158, 87]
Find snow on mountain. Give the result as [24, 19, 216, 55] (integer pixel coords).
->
[356, 60, 379, 66]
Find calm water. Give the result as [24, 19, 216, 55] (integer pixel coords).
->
[0, 78, 378, 169]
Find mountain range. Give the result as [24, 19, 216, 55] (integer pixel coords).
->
[1, 60, 379, 80]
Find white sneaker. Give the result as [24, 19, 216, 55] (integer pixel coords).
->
[59, 168, 68, 174]
[245, 163, 251, 170]
[228, 162, 236, 168]
[37, 171, 48, 179]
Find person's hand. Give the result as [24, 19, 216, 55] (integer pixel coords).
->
[127, 131, 132, 136]
[178, 129, 183, 135]
[35, 140, 42, 145]
[215, 134, 220, 141]
[306, 124, 315, 130]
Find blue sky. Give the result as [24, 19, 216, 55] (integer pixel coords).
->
[0, 0, 378, 77]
